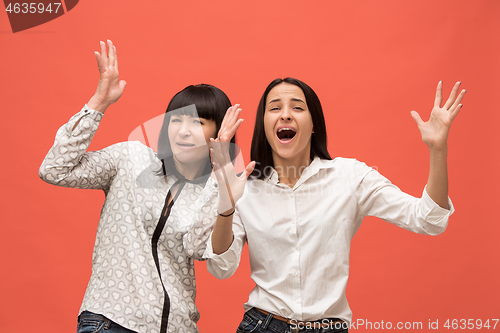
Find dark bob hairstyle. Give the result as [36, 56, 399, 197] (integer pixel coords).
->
[157, 84, 235, 178]
[250, 77, 331, 179]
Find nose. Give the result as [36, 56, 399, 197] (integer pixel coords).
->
[178, 121, 192, 137]
[280, 107, 292, 121]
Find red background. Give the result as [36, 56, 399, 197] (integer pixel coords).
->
[1, 1, 499, 332]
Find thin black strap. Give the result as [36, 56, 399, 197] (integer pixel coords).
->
[152, 179, 184, 333]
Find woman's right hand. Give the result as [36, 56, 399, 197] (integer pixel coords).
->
[87, 40, 127, 113]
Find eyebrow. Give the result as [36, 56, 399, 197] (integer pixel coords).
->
[268, 98, 306, 104]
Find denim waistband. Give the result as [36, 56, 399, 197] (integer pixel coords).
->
[245, 307, 345, 332]
[78, 311, 110, 322]
[77, 311, 139, 333]
[245, 308, 290, 332]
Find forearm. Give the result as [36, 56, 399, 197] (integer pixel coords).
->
[425, 146, 449, 209]
[211, 207, 235, 255]
[203, 205, 246, 279]
[39, 106, 115, 189]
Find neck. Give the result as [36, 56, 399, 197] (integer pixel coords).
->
[272, 154, 312, 188]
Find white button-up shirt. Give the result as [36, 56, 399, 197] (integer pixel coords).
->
[203, 157, 454, 325]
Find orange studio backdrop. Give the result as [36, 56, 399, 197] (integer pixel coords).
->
[1, 1, 499, 332]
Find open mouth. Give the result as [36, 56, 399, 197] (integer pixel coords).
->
[276, 127, 297, 142]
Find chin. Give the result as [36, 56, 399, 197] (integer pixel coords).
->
[272, 143, 311, 162]
[174, 151, 208, 164]
[272, 149, 296, 160]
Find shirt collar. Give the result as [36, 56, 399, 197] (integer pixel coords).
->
[264, 157, 335, 187]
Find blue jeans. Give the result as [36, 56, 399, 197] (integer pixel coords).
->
[77, 311, 137, 333]
[236, 308, 349, 333]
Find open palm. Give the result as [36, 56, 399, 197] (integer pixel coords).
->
[87, 40, 127, 112]
[411, 81, 465, 151]
[210, 105, 255, 213]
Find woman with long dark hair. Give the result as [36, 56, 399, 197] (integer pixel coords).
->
[207, 77, 465, 333]
[39, 40, 242, 333]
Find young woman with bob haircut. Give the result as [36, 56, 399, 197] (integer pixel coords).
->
[39, 40, 243, 333]
[206, 77, 465, 333]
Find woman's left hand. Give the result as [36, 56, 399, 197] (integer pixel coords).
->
[210, 104, 255, 213]
[411, 81, 466, 151]
[217, 104, 244, 141]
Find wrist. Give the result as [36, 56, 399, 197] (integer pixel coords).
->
[87, 96, 109, 113]
[218, 208, 235, 217]
[427, 144, 448, 155]
[218, 197, 235, 213]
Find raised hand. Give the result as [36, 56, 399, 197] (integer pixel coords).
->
[87, 40, 127, 113]
[411, 81, 466, 151]
[210, 105, 255, 214]
[217, 104, 244, 142]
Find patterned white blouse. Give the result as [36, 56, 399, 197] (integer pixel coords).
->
[39, 105, 218, 333]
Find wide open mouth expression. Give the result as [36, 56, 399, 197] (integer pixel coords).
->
[264, 83, 313, 161]
[276, 126, 297, 143]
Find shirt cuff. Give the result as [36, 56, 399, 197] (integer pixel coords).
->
[83, 104, 105, 116]
[203, 232, 239, 271]
[422, 186, 455, 220]
[68, 105, 104, 137]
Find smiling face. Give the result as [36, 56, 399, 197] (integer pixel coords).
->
[264, 82, 314, 165]
[168, 114, 217, 175]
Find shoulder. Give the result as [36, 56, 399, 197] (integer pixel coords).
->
[106, 140, 153, 152]
[317, 157, 369, 170]
[101, 142, 162, 182]
[101, 141, 156, 160]
[317, 157, 374, 181]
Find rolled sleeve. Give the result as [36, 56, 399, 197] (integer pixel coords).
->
[421, 186, 454, 218]
[203, 233, 241, 279]
[202, 209, 246, 280]
[419, 186, 454, 235]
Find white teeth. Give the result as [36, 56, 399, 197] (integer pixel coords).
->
[277, 128, 296, 132]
